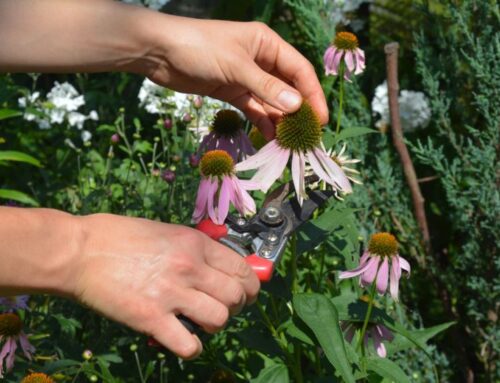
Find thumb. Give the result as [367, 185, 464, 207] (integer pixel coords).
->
[237, 60, 302, 113]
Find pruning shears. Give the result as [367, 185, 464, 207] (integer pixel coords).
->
[149, 181, 334, 340]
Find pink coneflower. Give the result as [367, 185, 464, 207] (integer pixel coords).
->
[192, 150, 257, 225]
[0, 313, 35, 378]
[0, 296, 29, 312]
[324, 31, 365, 81]
[342, 321, 394, 358]
[235, 102, 352, 205]
[339, 233, 410, 301]
[198, 109, 255, 161]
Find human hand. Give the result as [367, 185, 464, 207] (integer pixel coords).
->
[73, 213, 260, 359]
[137, 15, 328, 139]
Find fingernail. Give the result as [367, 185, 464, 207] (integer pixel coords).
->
[277, 90, 302, 110]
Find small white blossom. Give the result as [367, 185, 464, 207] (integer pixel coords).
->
[81, 130, 92, 142]
[371, 81, 431, 132]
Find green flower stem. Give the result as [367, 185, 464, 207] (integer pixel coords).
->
[291, 233, 299, 294]
[357, 271, 379, 355]
[294, 343, 304, 383]
[133, 351, 146, 383]
[335, 64, 345, 136]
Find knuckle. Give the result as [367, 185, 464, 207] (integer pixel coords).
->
[172, 256, 196, 276]
[260, 74, 278, 96]
[235, 258, 252, 278]
[228, 283, 245, 307]
[250, 21, 269, 33]
[211, 306, 229, 329]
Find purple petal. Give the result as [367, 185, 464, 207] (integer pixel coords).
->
[371, 327, 387, 358]
[5, 338, 17, 371]
[331, 50, 343, 76]
[314, 147, 352, 193]
[232, 177, 256, 215]
[323, 46, 338, 75]
[235, 139, 281, 171]
[398, 255, 411, 276]
[359, 251, 370, 265]
[239, 132, 256, 156]
[344, 51, 355, 73]
[360, 256, 380, 287]
[354, 48, 366, 75]
[339, 255, 375, 280]
[250, 147, 290, 192]
[377, 324, 394, 341]
[389, 256, 401, 301]
[198, 132, 216, 155]
[207, 178, 219, 224]
[291, 152, 306, 205]
[192, 178, 210, 223]
[19, 333, 35, 359]
[217, 176, 231, 224]
[376, 257, 389, 295]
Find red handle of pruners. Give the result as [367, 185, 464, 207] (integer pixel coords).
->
[196, 219, 274, 283]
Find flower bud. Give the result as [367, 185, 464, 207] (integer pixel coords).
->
[111, 134, 120, 144]
[82, 349, 93, 360]
[189, 154, 200, 168]
[171, 154, 181, 163]
[129, 344, 138, 352]
[182, 113, 192, 123]
[162, 170, 176, 184]
[164, 118, 173, 130]
[193, 96, 203, 109]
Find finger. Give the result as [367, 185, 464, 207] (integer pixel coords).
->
[230, 93, 276, 140]
[193, 266, 247, 315]
[235, 58, 303, 115]
[253, 28, 329, 124]
[203, 238, 260, 304]
[151, 314, 202, 360]
[176, 289, 230, 334]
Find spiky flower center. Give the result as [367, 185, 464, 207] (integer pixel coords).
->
[200, 150, 234, 177]
[21, 373, 55, 383]
[334, 31, 359, 51]
[0, 313, 22, 337]
[368, 232, 398, 258]
[211, 110, 243, 138]
[276, 102, 322, 152]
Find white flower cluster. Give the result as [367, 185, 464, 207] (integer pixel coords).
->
[18, 82, 98, 142]
[121, 0, 171, 11]
[324, 0, 371, 31]
[371, 81, 431, 132]
[137, 78, 239, 142]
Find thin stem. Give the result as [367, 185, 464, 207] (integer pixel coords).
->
[294, 344, 304, 383]
[335, 64, 345, 136]
[357, 270, 379, 354]
[290, 233, 299, 294]
[134, 351, 146, 383]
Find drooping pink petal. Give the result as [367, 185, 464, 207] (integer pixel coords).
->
[306, 149, 335, 185]
[291, 152, 307, 205]
[19, 333, 35, 360]
[238, 179, 262, 191]
[192, 178, 210, 223]
[376, 257, 389, 295]
[360, 256, 380, 287]
[314, 147, 352, 193]
[250, 147, 290, 192]
[331, 50, 343, 76]
[359, 251, 370, 266]
[323, 46, 338, 75]
[398, 255, 411, 276]
[378, 324, 394, 341]
[233, 177, 256, 215]
[354, 48, 366, 75]
[339, 255, 375, 280]
[389, 256, 401, 301]
[5, 338, 17, 371]
[344, 325, 355, 343]
[371, 327, 387, 358]
[217, 176, 231, 224]
[344, 51, 355, 73]
[235, 139, 281, 171]
[206, 178, 219, 224]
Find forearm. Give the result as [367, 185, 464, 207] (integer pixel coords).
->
[0, 0, 159, 74]
[0, 207, 82, 296]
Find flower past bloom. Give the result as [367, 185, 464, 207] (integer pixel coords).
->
[339, 233, 410, 301]
[0, 313, 36, 378]
[193, 150, 258, 225]
[0, 296, 29, 312]
[342, 322, 394, 358]
[329, 144, 362, 185]
[21, 372, 55, 383]
[198, 109, 255, 161]
[324, 31, 365, 81]
[235, 102, 351, 205]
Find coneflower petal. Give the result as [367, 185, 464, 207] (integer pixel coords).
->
[250, 147, 289, 192]
[372, 327, 387, 358]
[344, 51, 355, 73]
[389, 255, 401, 301]
[361, 256, 380, 287]
[206, 178, 219, 224]
[314, 147, 352, 192]
[217, 176, 231, 224]
[192, 178, 210, 222]
[235, 139, 281, 171]
[398, 255, 411, 276]
[376, 257, 389, 295]
[339, 256, 376, 279]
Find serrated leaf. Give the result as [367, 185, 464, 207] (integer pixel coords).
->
[41, 359, 81, 374]
[293, 293, 355, 383]
[0, 150, 41, 167]
[251, 363, 289, 383]
[333, 127, 377, 144]
[98, 354, 123, 364]
[365, 357, 410, 383]
[0, 109, 22, 120]
[0, 189, 39, 206]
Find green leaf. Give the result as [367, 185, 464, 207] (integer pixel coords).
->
[365, 357, 410, 383]
[297, 205, 356, 253]
[0, 150, 41, 167]
[251, 363, 289, 383]
[42, 359, 81, 374]
[0, 109, 22, 120]
[0, 189, 39, 206]
[332, 295, 393, 324]
[293, 293, 355, 383]
[97, 354, 123, 364]
[333, 127, 377, 145]
[53, 313, 82, 337]
[385, 322, 455, 355]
